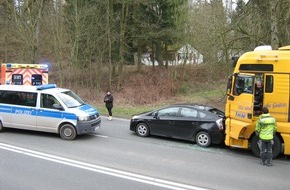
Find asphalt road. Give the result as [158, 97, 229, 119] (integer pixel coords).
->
[0, 116, 290, 190]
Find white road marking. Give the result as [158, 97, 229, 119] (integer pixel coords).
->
[91, 134, 109, 138]
[0, 142, 210, 190]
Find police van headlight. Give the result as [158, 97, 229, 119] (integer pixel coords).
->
[78, 116, 90, 121]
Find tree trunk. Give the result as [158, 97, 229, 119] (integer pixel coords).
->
[106, 0, 113, 89]
[137, 38, 142, 72]
[117, 2, 128, 91]
[270, 0, 279, 49]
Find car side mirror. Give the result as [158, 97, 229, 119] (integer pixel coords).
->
[153, 112, 159, 119]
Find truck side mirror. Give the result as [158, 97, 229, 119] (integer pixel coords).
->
[231, 56, 239, 68]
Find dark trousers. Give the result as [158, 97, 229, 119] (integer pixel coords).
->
[106, 107, 112, 116]
[260, 139, 273, 164]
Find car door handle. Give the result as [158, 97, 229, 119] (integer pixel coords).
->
[192, 122, 199, 125]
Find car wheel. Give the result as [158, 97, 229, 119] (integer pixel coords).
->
[60, 124, 76, 140]
[0, 121, 3, 132]
[196, 131, 211, 147]
[136, 123, 150, 137]
[251, 135, 282, 159]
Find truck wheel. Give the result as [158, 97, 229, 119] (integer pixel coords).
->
[250, 135, 260, 157]
[60, 124, 76, 140]
[251, 135, 282, 159]
[272, 135, 282, 158]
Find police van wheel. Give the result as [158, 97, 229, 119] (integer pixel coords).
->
[251, 135, 282, 159]
[0, 121, 3, 132]
[60, 124, 76, 140]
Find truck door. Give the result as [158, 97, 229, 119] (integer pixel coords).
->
[226, 74, 255, 139]
[263, 74, 289, 122]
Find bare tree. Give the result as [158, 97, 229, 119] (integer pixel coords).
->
[3, 0, 46, 63]
[116, 1, 128, 91]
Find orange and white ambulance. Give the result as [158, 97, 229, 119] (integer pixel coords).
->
[0, 63, 49, 86]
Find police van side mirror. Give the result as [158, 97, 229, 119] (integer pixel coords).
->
[53, 104, 64, 111]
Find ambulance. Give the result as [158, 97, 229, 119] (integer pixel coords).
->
[1, 63, 48, 85]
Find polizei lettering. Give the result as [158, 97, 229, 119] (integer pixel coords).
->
[15, 109, 32, 115]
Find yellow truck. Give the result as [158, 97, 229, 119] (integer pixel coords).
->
[225, 45, 290, 158]
[1, 63, 48, 85]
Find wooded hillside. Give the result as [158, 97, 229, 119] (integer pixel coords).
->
[0, 0, 290, 107]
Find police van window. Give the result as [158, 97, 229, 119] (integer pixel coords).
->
[32, 74, 42, 86]
[265, 75, 273, 93]
[57, 91, 84, 108]
[22, 92, 37, 107]
[0, 90, 36, 106]
[12, 74, 23, 85]
[0, 90, 13, 104]
[41, 94, 59, 109]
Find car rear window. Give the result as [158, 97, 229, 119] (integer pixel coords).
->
[208, 109, 224, 117]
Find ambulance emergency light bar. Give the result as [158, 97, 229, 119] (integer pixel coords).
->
[5, 63, 48, 71]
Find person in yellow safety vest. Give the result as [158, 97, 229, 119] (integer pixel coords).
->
[255, 107, 277, 166]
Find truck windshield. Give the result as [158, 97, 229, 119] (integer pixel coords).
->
[57, 90, 85, 108]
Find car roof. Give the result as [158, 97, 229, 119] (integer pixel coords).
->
[0, 84, 68, 93]
[170, 103, 215, 110]
[169, 103, 225, 115]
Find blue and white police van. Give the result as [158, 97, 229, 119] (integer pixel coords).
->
[0, 84, 101, 140]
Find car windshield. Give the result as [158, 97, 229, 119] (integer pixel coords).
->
[57, 90, 85, 108]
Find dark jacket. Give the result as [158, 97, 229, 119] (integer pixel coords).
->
[254, 86, 263, 106]
[104, 94, 113, 108]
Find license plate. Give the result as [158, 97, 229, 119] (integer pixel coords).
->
[94, 125, 100, 131]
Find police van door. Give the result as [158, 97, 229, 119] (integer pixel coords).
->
[37, 94, 63, 133]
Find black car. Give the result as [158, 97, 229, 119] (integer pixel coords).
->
[130, 104, 225, 147]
